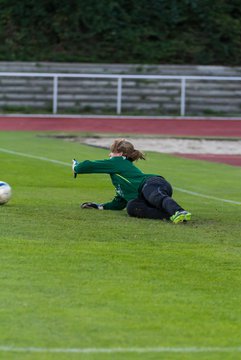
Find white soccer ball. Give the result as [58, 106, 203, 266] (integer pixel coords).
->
[0, 181, 12, 205]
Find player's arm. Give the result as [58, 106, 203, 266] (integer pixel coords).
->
[81, 195, 127, 211]
[73, 158, 118, 175]
[101, 194, 127, 210]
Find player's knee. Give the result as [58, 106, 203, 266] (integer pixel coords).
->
[143, 187, 167, 208]
[126, 199, 144, 218]
[126, 199, 138, 217]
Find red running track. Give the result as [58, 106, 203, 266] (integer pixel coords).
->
[0, 115, 241, 137]
[1, 115, 241, 166]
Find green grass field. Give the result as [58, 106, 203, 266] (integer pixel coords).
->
[0, 131, 241, 360]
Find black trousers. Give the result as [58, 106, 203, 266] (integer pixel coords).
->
[126, 176, 183, 220]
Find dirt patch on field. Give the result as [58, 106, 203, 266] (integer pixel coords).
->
[82, 137, 241, 155]
[62, 135, 241, 167]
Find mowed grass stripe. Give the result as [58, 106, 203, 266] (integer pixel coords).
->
[1, 345, 241, 354]
[1, 132, 241, 360]
[0, 146, 240, 205]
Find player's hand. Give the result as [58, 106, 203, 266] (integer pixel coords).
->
[81, 202, 104, 210]
[72, 159, 78, 178]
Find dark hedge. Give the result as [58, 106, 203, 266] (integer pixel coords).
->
[0, 0, 241, 64]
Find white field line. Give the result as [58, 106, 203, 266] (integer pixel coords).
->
[0, 345, 241, 354]
[0, 147, 240, 206]
[0, 147, 70, 166]
[174, 187, 241, 205]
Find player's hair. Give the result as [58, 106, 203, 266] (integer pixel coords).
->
[110, 138, 145, 161]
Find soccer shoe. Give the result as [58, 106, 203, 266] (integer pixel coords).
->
[170, 210, 192, 224]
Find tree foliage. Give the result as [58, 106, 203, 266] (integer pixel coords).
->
[0, 0, 241, 64]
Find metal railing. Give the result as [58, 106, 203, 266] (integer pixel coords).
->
[1, 72, 241, 116]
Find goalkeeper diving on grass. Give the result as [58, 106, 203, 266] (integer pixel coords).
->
[72, 139, 191, 224]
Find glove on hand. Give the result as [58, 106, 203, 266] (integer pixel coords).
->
[72, 159, 79, 178]
[81, 202, 104, 210]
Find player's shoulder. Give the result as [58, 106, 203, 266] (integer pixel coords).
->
[110, 156, 126, 162]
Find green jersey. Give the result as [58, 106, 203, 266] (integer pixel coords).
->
[74, 156, 156, 210]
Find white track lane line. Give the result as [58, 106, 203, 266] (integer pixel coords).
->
[0, 147, 240, 205]
[0, 346, 241, 354]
